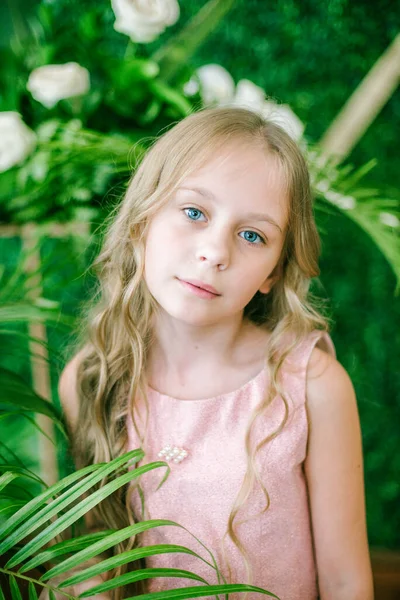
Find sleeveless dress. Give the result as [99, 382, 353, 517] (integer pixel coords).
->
[126, 331, 336, 600]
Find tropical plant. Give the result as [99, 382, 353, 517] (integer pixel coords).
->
[0, 449, 279, 599]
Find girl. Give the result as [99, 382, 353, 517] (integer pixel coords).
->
[57, 107, 373, 600]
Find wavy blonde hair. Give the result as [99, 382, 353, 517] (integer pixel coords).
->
[71, 107, 329, 598]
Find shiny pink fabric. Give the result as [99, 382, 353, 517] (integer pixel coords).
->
[126, 331, 335, 600]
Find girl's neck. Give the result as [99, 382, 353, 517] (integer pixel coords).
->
[147, 311, 270, 393]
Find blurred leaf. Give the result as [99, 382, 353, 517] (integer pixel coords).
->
[154, 0, 237, 82]
[149, 81, 192, 116]
[0, 368, 64, 428]
[0, 473, 20, 494]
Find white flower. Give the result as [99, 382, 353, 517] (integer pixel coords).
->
[194, 64, 235, 106]
[183, 78, 200, 97]
[380, 212, 399, 228]
[111, 0, 180, 43]
[324, 190, 356, 210]
[27, 62, 90, 109]
[262, 101, 305, 141]
[191, 63, 304, 141]
[0, 112, 36, 173]
[232, 79, 266, 112]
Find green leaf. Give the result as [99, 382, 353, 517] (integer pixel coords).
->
[0, 465, 44, 487]
[44, 522, 192, 583]
[58, 542, 216, 588]
[20, 530, 115, 572]
[149, 81, 191, 116]
[0, 450, 144, 556]
[0, 367, 64, 426]
[0, 501, 26, 518]
[153, 0, 237, 83]
[28, 582, 39, 600]
[79, 567, 209, 597]
[5, 453, 159, 566]
[0, 462, 103, 542]
[9, 575, 23, 600]
[127, 583, 279, 599]
[0, 584, 5, 600]
[0, 472, 19, 494]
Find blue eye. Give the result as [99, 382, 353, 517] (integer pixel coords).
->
[240, 231, 265, 244]
[184, 207, 205, 221]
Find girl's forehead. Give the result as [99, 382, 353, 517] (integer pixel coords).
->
[183, 141, 286, 183]
[180, 143, 288, 200]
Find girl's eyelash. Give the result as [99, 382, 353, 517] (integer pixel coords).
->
[183, 207, 267, 245]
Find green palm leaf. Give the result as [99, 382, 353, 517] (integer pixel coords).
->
[130, 584, 279, 599]
[0, 368, 64, 432]
[9, 575, 23, 600]
[312, 156, 400, 290]
[20, 530, 115, 572]
[1, 450, 146, 559]
[0, 450, 280, 600]
[58, 544, 205, 586]
[0, 473, 20, 494]
[0, 456, 134, 541]
[79, 567, 209, 597]
[6, 460, 168, 567]
[51, 540, 216, 587]
[28, 582, 39, 600]
[42, 522, 183, 582]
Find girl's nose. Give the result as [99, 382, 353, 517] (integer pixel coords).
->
[195, 231, 231, 271]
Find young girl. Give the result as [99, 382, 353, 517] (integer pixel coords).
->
[57, 107, 373, 600]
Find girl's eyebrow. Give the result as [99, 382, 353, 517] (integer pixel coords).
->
[178, 185, 283, 233]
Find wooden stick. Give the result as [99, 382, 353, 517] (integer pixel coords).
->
[21, 224, 59, 487]
[319, 34, 400, 164]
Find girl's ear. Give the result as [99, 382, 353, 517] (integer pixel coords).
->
[258, 264, 282, 295]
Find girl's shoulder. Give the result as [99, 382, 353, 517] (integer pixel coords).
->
[58, 349, 85, 433]
[306, 340, 356, 416]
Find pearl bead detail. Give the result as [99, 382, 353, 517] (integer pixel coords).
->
[158, 444, 189, 463]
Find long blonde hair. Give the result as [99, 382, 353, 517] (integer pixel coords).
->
[72, 107, 329, 597]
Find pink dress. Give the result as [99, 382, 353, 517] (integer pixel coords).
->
[126, 331, 335, 600]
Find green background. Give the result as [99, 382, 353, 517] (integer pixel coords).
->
[1, 0, 399, 549]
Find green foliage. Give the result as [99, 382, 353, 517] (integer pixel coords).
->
[0, 451, 278, 599]
[0, 0, 399, 561]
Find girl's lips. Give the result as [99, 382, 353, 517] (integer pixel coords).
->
[182, 278, 220, 295]
[178, 278, 221, 299]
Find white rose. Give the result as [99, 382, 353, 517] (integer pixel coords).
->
[0, 112, 36, 173]
[232, 79, 266, 112]
[27, 62, 90, 109]
[195, 64, 235, 106]
[262, 101, 304, 141]
[111, 0, 180, 43]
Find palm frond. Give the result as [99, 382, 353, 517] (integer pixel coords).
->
[311, 153, 400, 291]
[0, 451, 279, 600]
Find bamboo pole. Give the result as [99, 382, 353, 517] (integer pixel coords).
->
[319, 33, 400, 164]
[21, 224, 59, 487]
